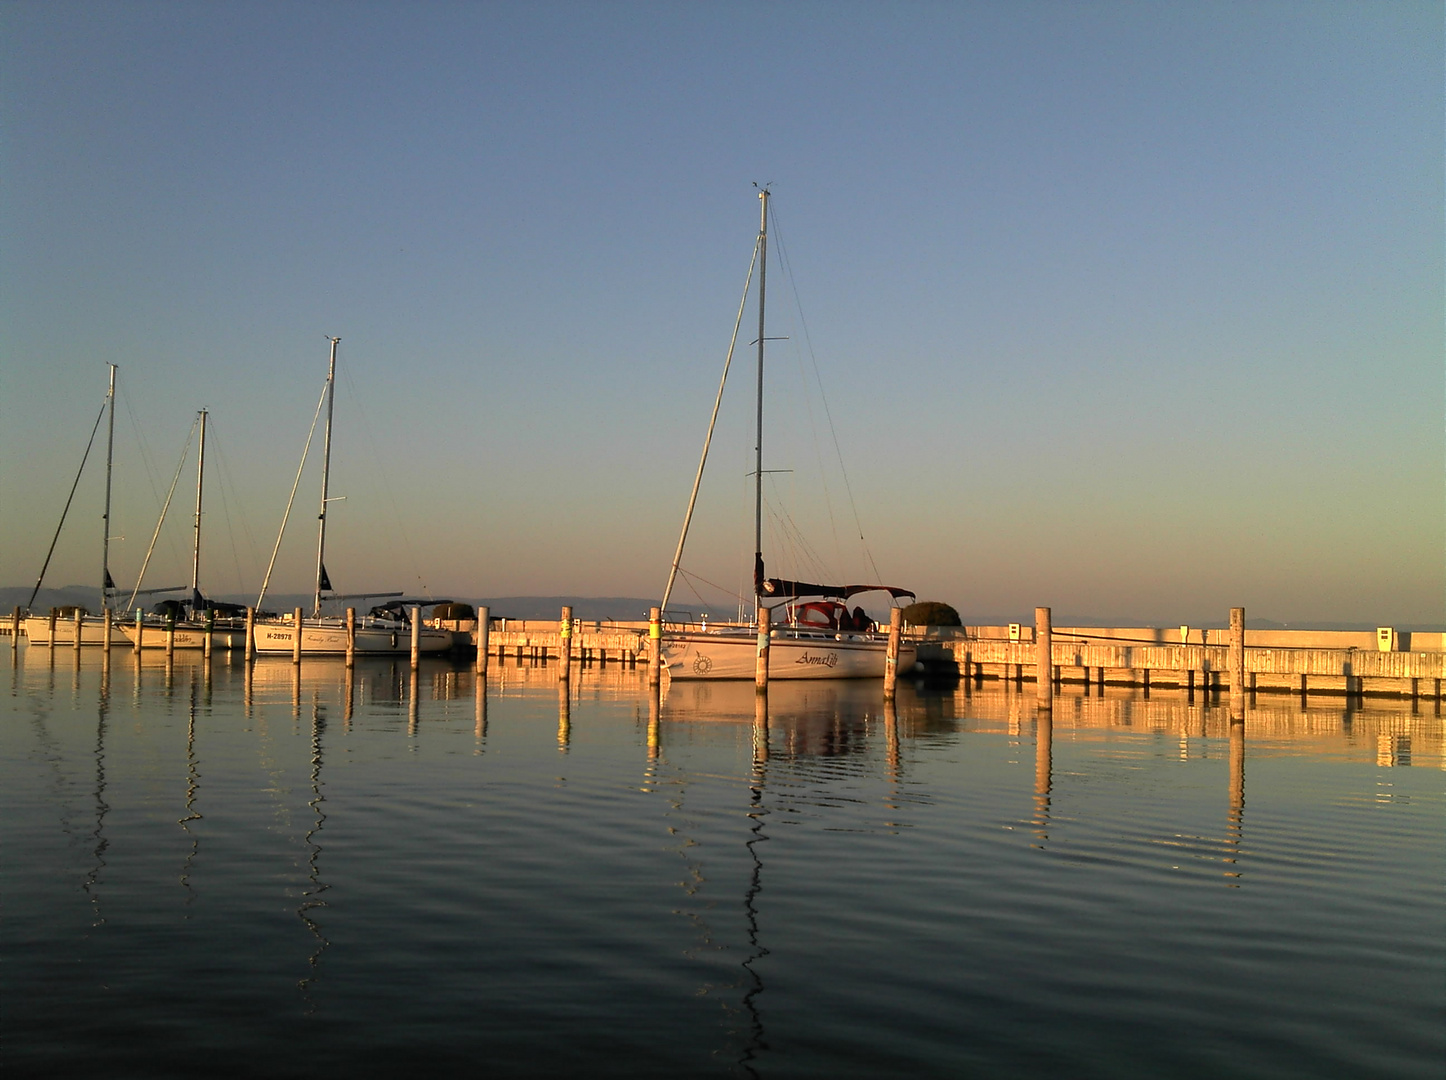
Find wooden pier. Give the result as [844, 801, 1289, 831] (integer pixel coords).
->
[916, 612, 1445, 701]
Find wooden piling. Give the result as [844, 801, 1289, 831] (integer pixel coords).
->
[292, 607, 303, 664]
[204, 610, 214, 660]
[166, 611, 176, 659]
[410, 606, 421, 670]
[73, 608, 83, 651]
[1035, 606, 1053, 709]
[884, 607, 903, 700]
[755, 601, 771, 690]
[102, 608, 111, 652]
[48, 610, 56, 648]
[647, 607, 662, 686]
[10, 607, 18, 651]
[559, 605, 572, 681]
[475, 605, 490, 675]
[345, 608, 356, 668]
[133, 609, 143, 654]
[1229, 606, 1246, 719]
[244, 607, 255, 663]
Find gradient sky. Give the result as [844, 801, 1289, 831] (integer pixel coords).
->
[2, 1, 1441, 625]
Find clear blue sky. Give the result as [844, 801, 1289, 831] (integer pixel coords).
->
[2, 1, 1440, 625]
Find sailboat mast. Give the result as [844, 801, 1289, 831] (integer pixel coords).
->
[753, 188, 769, 596]
[190, 409, 207, 608]
[101, 364, 116, 612]
[313, 338, 339, 617]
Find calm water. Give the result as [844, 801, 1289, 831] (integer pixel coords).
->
[4, 647, 1442, 1078]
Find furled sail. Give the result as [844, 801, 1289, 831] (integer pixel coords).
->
[760, 577, 915, 602]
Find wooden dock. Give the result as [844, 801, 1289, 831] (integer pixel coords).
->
[916, 618, 1444, 701]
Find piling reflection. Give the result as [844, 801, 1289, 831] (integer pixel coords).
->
[1032, 710, 1052, 848]
[179, 675, 203, 904]
[1225, 718, 1245, 881]
[84, 671, 110, 926]
[557, 680, 570, 751]
[408, 669, 419, 736]
[298, 701, 330, 996]
[474, 677, 487, 745]
[647, 684, 661, 761]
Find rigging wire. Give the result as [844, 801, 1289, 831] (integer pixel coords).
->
[661, 234, 762, 615]
[337, 350, 434, 602]
[768, 203, 888, 590]
[26, 398, 108, 610]
[767, 205, 843, 573]
[126, 416, 199, 609]
[118, 380, 185, 571]
[257, 375, 330, 609]
[206, 420, 266, 595]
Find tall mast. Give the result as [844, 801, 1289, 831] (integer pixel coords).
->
[101, 364, 116, 612]
[190, 409, 207, 609]
[753, 187, 769, 597]
[313, 337, 339, 617]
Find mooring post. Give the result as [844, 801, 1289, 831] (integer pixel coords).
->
[647, 607, 662, 686]
[10, 607, 19, 651]
[133, 609, 143, 654]
[1229, 606, 1246, 720]
[1035, 606, 1053, 709]
[73, 608, 83, 651]
[292, 607, 303, 665]
[244, 607, 255, 663]
[475, 605, 490, 675]
[410, 606, 421, 671]
[755, 601, 771, 690]
[166, 611, 176, 659]
[559, 605, 572, 681]
[345, 607, 356, 668]
[884, 606, 903, 700]
[48, 610, 57, 648]
[102, 607, 112, 652]
[204, 609, 214, 660]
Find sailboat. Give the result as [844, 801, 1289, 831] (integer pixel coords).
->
[250, 338, 453, 656]
[659, 189, 917, 681]
[23, 365, 124, 645]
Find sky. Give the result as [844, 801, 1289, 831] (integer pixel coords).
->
[1, 1, 1441, 626]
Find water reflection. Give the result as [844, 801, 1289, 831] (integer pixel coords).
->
[179, 676, 203, 906]
[662, 680, 882, 760]
[474, 676, 487, 746]
[740, 690, 771, 1078]
[84, 668, 110, 925]
[557, 679, 570, 751]
[298, 701, 330, 996]
[1225, 718, 1245, 881]
[1032, 710, 1052, 848]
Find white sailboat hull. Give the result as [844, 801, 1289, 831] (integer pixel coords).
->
[663, 629, 917, 681]
[21, 616, 117, 646]
[251, 620, 454, 655]
[116, 622, 246, 650]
